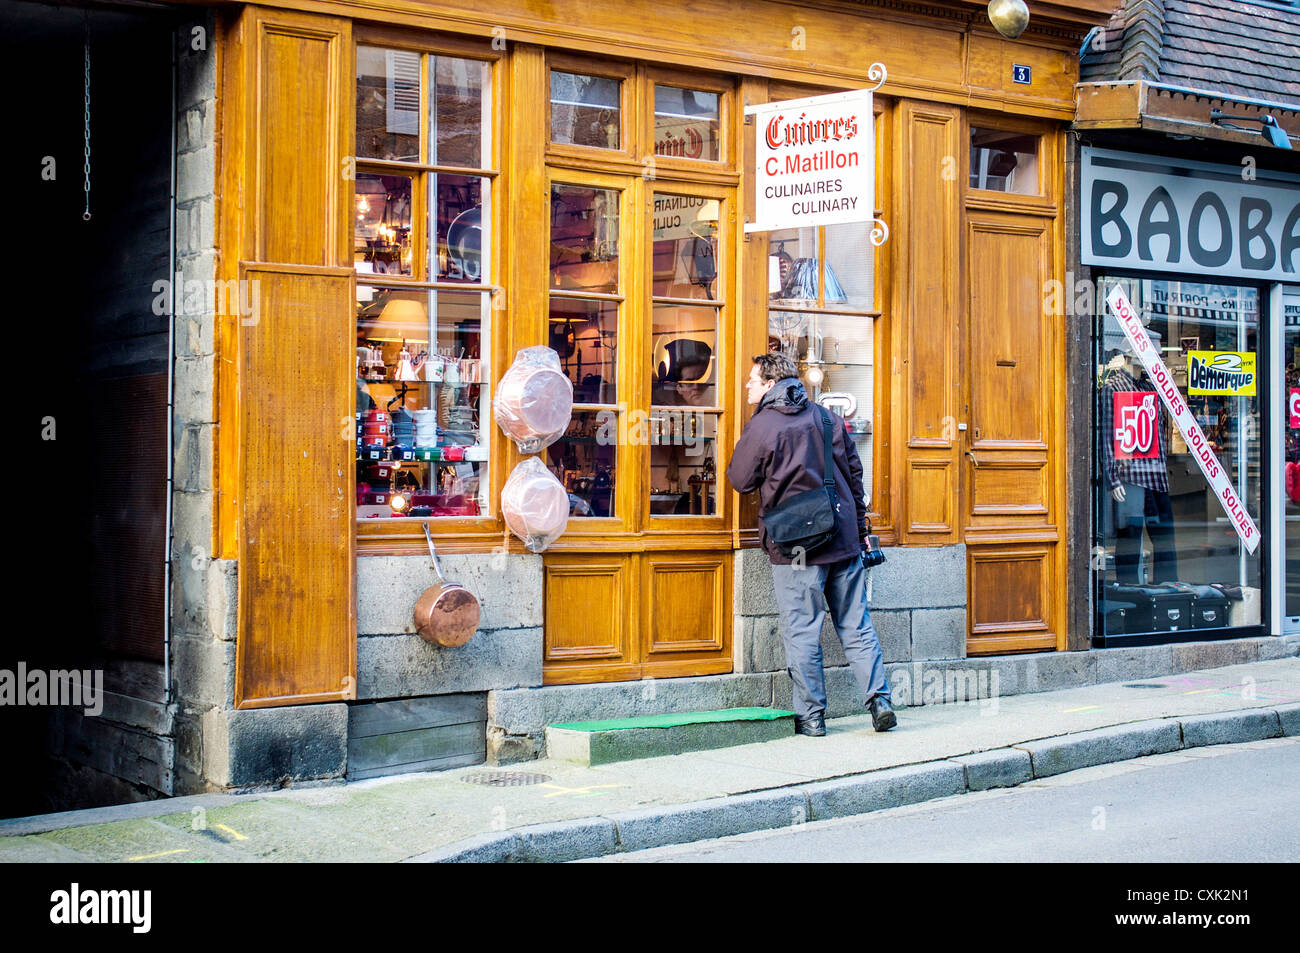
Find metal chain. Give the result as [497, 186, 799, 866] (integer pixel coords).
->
[83, 12, 91, 222]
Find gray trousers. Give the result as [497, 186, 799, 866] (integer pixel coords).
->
[771, 555, 891, 719]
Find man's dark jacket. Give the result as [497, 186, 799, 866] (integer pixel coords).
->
[725, 377, 867, 565]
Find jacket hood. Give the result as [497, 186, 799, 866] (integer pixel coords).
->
[757, 376, 809, 415]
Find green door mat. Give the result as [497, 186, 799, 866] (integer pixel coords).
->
[551, 707, 794, 732]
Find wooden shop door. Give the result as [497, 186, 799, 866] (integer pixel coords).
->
[961, 205, 1064, 655]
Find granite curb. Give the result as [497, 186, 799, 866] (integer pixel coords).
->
[408, 704, 1300, 862]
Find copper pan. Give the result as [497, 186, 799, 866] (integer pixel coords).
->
[413, 523, 481, 647]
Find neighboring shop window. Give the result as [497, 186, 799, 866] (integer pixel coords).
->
[1094, 276, 1262, 640]
[970, 127, 1039, 195]
[767, 221, 877, 507]
[1285, 289, 1300, 622]
[354, 45, 494, 520]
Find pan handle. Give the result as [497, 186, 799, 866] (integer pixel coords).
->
[422, 522, 450, 585]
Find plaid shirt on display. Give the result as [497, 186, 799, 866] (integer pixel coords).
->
[1099, 367, 1170, 494]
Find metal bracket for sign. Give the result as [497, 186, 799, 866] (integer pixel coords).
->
[866, 62, 887, 93]
[870, 217, 889, 246]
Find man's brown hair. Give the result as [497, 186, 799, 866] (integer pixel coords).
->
[751, 352, 798, 382]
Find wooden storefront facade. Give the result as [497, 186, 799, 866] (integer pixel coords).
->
[211, 0, 1116, 708]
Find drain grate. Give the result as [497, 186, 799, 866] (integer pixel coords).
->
[1122, 683, 1167, 689]
[460, 770, 552, 787]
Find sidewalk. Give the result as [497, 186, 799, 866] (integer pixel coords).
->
[2, 658, 1297, 863]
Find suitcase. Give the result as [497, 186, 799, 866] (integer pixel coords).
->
[1164, 583, 1232, 629]
[1104, 583, 1193, 633]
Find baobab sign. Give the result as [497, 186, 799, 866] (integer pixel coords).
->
[1082, 147, 1300, 282]
[746, 67, 886, 235]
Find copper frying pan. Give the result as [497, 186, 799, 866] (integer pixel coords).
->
[413, 523, 481, 647]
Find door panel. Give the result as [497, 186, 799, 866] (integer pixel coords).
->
[640, 552, 731, 678]
[965, 211, 1060, 654]
[968, 546, 1056, 652]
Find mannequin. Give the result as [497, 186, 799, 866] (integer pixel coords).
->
[1100, 344, 1178, 585]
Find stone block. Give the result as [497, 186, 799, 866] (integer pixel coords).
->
[488, 673, 774, 738]
[171, 631, 234, 709]
[1179, 709, 1282, 748]
[950, 749, 1033, 791]
[357, 628, 543, 700]
[865, 545, 966, 610]
[1257, 637, 1294, 661]
[911, 608, 966, 660]
[176, 144, 215, 205]
[875, 610, 911, 663]
[547, 713, 794, 766]
[608, 789, 807, 853]
[1277, 703, 1300, 736]
[206, 703, 348, 788]
[1169, 639, 1259, 673]
[1094, 644, 1175, 684]
[486, 725, 544, 765]
[890, 659, 1007, 707]
[1022, 650, 1097, 692]
[514, 818, 620, 863]
[804, 762, 966, 820]
[1015, 719, 1182, 778]
[734, 549, 779, 616]
[357, 553, 542, 635]
[173, 353, 215, 425]
[176, 26, 217, 111]
[738, 616, 785, 674]
[407, 831, 518, 863]
[206, 558, 237, 641]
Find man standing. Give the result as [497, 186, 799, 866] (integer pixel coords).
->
[725, 354, 895, 735]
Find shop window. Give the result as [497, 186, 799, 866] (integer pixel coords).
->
[654, 85, 720, 161]
[970, 127, 1039, 195]
[354, 45, 495, 521]
[1094, 276, 1262, 640]
[550, 71, 621, 149]
[767, 222, 877, 507]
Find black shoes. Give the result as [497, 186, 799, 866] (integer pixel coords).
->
[869, 696, 897, 732]
[793, 713, 826, 737]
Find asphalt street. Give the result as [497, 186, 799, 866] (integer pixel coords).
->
[588, 738, 1300, 862]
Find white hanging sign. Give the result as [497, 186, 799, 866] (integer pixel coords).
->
[745, 66, 887, 244]
[1106, 285, 1260, 553]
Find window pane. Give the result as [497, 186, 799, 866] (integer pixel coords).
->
[650, 411, 719, 516]
[651, 305, 717, 408]
[823, 222, 875, 311]
[356, 46, 421, 162]
[970, 128, 1039, 195]
[430, 174, 487, 283]
[767, 227, 821, 302]
[550, 71, 620, 148]
[1094, 277, 1262, 638]
[354, 173, 414, 277]
[550, 297, 617, 403]
[550, 184, 619, 293]
[654, 85, 720, 161]
[652, 193, 718, 299]
[356, 287, 491, 519]
[545, 410, 617, 517]
[430, 56, 488, 168]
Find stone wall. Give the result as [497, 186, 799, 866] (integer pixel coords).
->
[356, 553, 544, 699]
[733, 545, 968, 675]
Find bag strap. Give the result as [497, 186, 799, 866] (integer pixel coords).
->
[818, 405, 836, 504]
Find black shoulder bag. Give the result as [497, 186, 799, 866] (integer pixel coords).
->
[761, 405, 839, 558]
